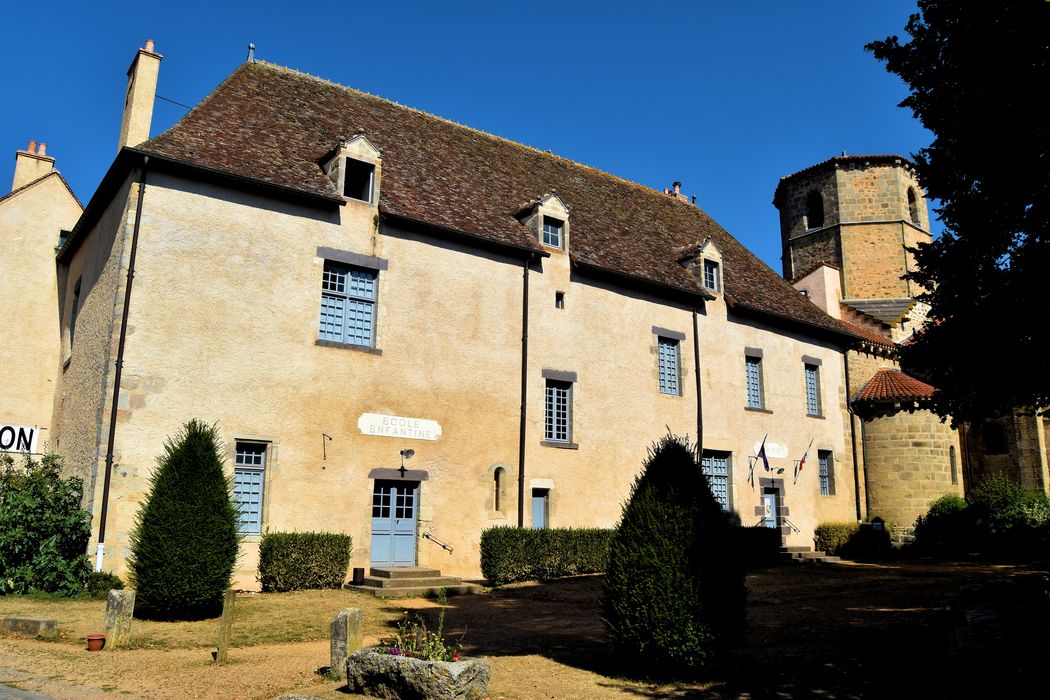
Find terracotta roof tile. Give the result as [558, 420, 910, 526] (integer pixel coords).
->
[841, 319, 896, 350]
[140, 61, 855, 339]
[773, 154, 915, 203]
[854, 369, 936, 403]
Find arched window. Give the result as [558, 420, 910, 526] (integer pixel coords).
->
[805, 191, 824, 229]
[493, 467, 505, 512]
[982, 421, 1008, 455]
[907, 187, 920, 225]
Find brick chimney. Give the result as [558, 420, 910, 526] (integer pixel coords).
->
[118, 39, 163, 153]
[11, 140, 55, 191]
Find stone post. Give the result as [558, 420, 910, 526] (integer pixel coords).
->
[103, 589, 136, 649]
[215, 589, 236, 664]
[330, 608, 363, 679]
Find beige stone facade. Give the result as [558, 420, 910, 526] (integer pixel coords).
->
[0, 144, 82, 448]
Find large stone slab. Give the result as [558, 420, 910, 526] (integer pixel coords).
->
[2, 616, 58, 639]
[329, 608, 363, 679]
[103, 589, 136, 649]
[345, 648, 490, 700]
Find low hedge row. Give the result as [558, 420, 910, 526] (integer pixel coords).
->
[257, 531, 353, 592]
[814, 522, 860, 555]
[480, 527, 614, 585]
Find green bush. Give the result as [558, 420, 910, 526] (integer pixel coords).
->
[601, 435, 745, 672]
[814, 522, 860, 555]
[967, 475, 1050, 556]
[913, 493, 970, 555]
[0, 453, 92, 596]
[83, 571, 124, 599]
[258, 531, 353, 592]
[480, 527, 613, 586]
[127, 420, 240, 619]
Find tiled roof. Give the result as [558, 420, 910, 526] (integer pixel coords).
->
[841, 298, 916, 327]
[842, 320, 896, 350]
[140, 61, 856, 339]
[854, 369, 936, 403]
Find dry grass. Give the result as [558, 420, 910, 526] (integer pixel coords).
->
[0, 588, 425, 649]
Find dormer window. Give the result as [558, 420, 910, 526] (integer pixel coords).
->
[343, 158, 375, 202]
[703, 259, 720, 292]
[324, 133, 382, 207]
[543, 217, 564, 248]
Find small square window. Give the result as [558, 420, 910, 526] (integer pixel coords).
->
[555, 291, 565, 309]
[542, 216, 563, 248]
[703, 259, 720, 292]
[343, 158, 375, 202]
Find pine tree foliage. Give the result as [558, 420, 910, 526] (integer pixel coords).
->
[127, 420, 239, 619]
[867, 1, 1050, 423]
[601, 435, 745, 672]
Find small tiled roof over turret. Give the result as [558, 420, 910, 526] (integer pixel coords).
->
[854, 369, 936, 403]
[139, 61, 860, 341]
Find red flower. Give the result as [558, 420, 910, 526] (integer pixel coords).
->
[453, 652, 461, 662]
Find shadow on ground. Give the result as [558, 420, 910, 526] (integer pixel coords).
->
[420, 560, 1049, 698]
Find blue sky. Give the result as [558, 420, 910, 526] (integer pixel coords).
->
[1, 1, 934, 270]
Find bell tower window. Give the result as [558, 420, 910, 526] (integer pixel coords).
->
[805, 191, 824, 230]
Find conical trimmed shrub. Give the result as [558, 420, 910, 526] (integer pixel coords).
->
[128, 420, 239, 619]
[600, 434, 745, 672]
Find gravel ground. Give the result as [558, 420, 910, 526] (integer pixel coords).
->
[1, 559, 1046, 699]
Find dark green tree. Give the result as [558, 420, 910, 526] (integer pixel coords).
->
[0, 453, 92, 596]
[867, 1, 1049, 424]
[127, 420, 239, 619]
[600, 435, 744, 673]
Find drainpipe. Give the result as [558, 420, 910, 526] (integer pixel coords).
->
[516, 255, 532, 527]
[95, 156, 149, 572]
[844, 350, 863, 521]
[692, 307, 703, 452]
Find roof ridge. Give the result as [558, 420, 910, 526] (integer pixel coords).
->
[0, 171, 81, 209]
[251, 60, 692, 209]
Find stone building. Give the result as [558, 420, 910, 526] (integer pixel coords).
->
[776, 155, 1049, 530]
[0, 141, 82, 453]
[34, 43, 870, 586]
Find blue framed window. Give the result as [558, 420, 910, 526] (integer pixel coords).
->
[233, 442, 267, 535]
[658, 337, 680, 395]
[319, 261, 377, 346]
[745, 355, 764, 409]
[701, 450, 731, 511]
[542, 216, 563, 248]
[544, 379, 572, 442]
[818, 450, 834, 496]
[703, 259, 720, 292]
[805, 363, 821, 416]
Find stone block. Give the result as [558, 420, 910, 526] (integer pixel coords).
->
[346, 648, 490, 700]
[2, 616, 58, 639]
[104, 589, 135, 648]
[330, 608, 363, 680]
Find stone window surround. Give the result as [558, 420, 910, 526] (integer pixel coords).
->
[541, 369, 578, 449]
[532, 193, 571, 253]
[228, 435, 278, 542]
[802, 354, 823, 418]
[314, 247, 388, 355]
[744, 347, 771, 413]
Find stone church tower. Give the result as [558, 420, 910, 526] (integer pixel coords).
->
[774, 154, 931, 344]
[775, 155, 963, 532]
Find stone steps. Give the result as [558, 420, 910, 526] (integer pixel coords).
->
[345, 567, 483, 598]
[779, 546, 842, 565]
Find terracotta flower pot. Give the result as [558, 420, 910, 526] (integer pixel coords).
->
[86, 634, 106, 652]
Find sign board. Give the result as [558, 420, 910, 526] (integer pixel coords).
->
[0, 424, 41, 454]
[357, 413, 441, 441]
